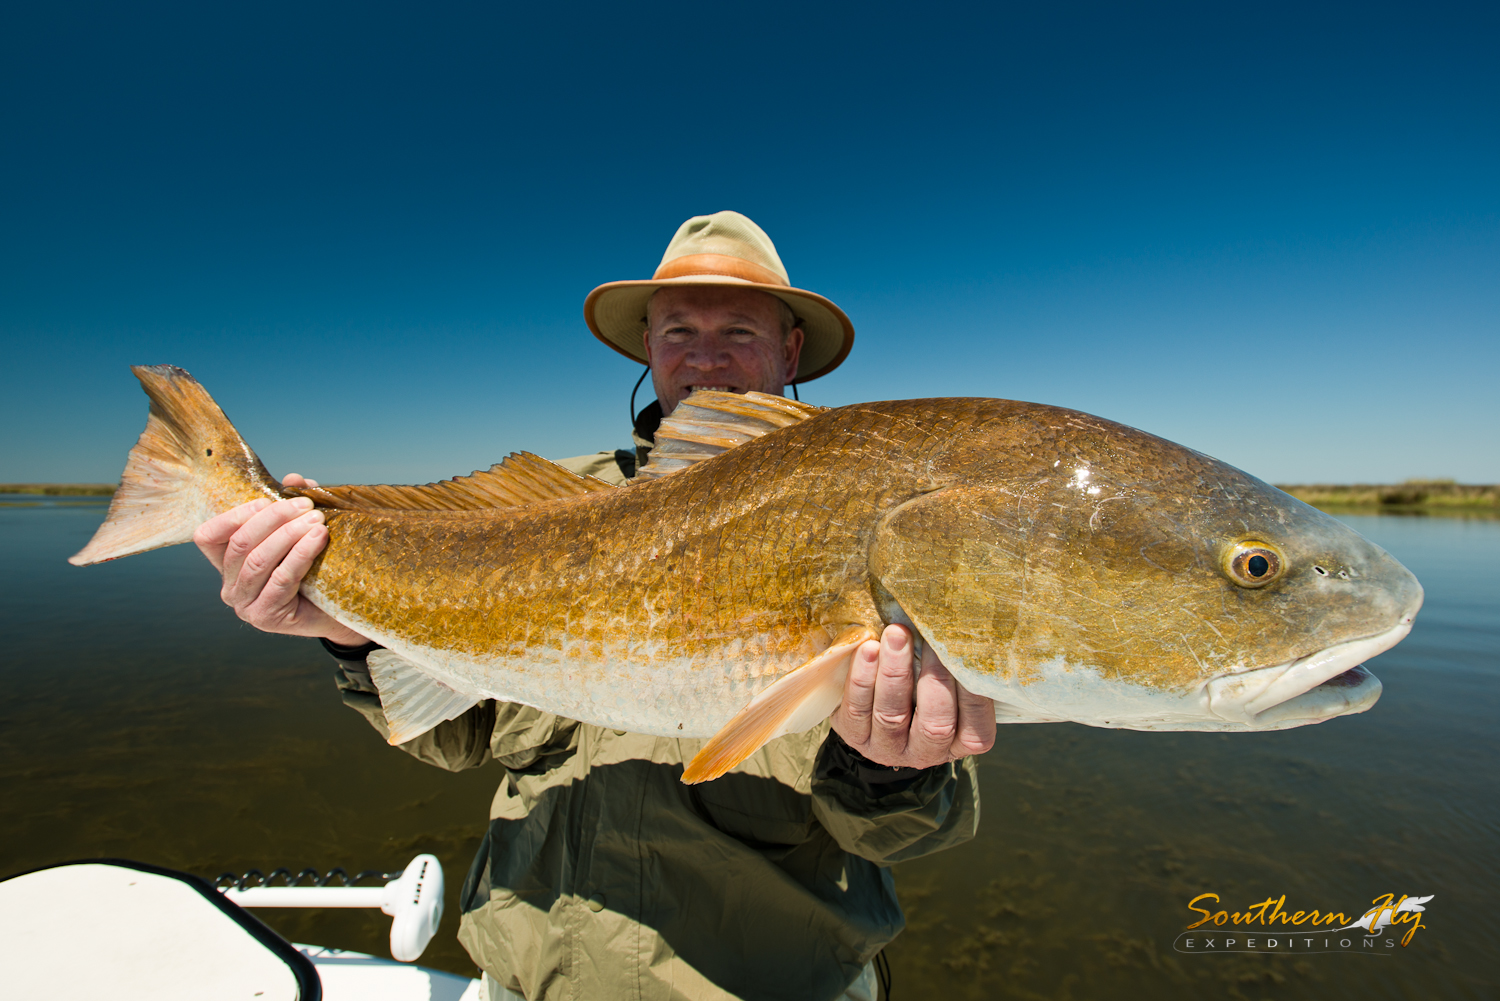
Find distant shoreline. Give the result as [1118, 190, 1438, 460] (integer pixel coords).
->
[1276, 480, 1498, 512]
[1, 484, 118, 496]
[6, 479, 1497, 513]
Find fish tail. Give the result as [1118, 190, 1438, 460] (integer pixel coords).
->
[69, 365, 280, 566]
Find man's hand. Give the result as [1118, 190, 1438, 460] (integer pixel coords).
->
[192, 473, 369, 646]
[831, 624, 996, 770]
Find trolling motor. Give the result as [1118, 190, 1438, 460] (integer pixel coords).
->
[216, 853, 444, 962]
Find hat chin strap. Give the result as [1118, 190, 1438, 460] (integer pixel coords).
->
[629, 366, 651, 424]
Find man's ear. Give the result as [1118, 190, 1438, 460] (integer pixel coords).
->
[783, 326, 805, 384]
[641, 327, 656, 367]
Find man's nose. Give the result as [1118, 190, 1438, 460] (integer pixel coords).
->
[683, 340, 729, 369]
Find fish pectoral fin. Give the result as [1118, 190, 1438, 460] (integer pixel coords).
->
[288, 452, 615, 512]
[634, 391, 825, 481]
[682, 624, 877, 784]
[367, 650, 484, 745]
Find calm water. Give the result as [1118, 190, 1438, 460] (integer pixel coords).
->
[2, 498, 1496, 999]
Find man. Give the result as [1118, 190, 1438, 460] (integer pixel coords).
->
[194, 212, 996, 1000]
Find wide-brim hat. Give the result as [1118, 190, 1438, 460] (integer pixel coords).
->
[584, 211, 855, 383]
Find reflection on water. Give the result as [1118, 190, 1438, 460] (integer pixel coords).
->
[2, 502, 1495, 997]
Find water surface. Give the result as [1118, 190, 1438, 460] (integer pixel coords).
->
[2, 501, 1494, 997]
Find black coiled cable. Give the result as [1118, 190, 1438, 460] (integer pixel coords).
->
[213, 867, 402, 891]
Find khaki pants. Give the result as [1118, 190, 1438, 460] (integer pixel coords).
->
[483, 962, 879, 1001]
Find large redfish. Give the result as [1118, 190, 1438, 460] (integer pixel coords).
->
[72, 366, 1422, 782]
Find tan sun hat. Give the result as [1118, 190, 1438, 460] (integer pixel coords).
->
[584, 211, 855, 382]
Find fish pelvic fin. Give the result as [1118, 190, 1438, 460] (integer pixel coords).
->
[635, 390, 825, 481]
[682, 624, 877, 784]
[367, 650, 483, 745]
[286, 452, 616, 512]
[69, 365, 279, 566]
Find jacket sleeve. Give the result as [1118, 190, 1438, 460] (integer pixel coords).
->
[808, 731, 981, 865]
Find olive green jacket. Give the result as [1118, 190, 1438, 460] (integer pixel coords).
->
[333, 446, 981, 1001]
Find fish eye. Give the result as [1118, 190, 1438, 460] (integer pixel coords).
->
[1224, 541, 1285, 588]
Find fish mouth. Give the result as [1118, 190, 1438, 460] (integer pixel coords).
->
[1205, 615, 1416, 726]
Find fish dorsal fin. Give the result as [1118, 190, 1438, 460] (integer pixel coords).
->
[635, 391, 825, 481]
[290, 452, 616, 511]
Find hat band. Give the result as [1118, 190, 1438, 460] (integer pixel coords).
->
[652, 254, 785, 286]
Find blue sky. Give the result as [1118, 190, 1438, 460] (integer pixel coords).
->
[2, 1, 1495, 486]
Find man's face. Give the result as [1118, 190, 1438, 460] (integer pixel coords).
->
[642, 286, 804, 417]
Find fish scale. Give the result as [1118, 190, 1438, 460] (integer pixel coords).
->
[310, 436, 884, 731]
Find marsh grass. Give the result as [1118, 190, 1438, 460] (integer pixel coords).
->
[1276, 480, 1498, 514]
[0, 483, 118, 495]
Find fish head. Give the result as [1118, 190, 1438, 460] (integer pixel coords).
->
[870, 403, 1423, 731]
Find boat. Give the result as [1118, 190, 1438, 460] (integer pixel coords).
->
[0, 855, 480, 1000]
